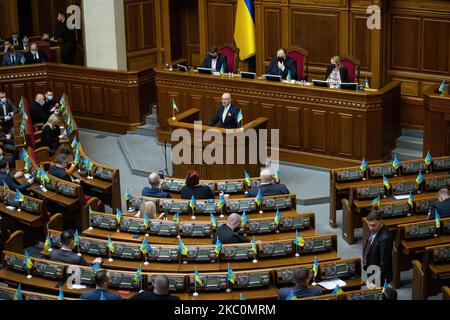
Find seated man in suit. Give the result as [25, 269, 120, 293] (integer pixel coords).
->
[130, 275, 180, 300]
[212, 213, 250, 244]
[428, 188, 450, 219]
[49, 230, 102, 266]
[267, 48, 297, 80]
[80, 270, 121, 300]
[8, 31, 21, 48]
[325, 56, 349, 88]
[247, 168, 290, 197]
[49, 153, 81, 183]
[200, 46, 228, 73]
[0, 160, 33, 193]
[44, 90, 58, 112]
[29, 94, 52, 125]
[208, 93, 241, 129]
[20, 36, 30, 51]
[2, 47, 24, 66]
[0, 90, 18, 131]
[1, 40, 11, 53]
[142, 172, 170, 198]
[363, 210, 393, 286]
[278, 268, 322, 300]
[25, 43, 49, 64]
[0, 128, 18, 165]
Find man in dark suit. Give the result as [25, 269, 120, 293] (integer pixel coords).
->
[278, 268, 323, 300]
[0, 91, 18, 131]
[130, 275, 180, 300]
[25, 43, 49, 64]
[49, 154, 80, 183]
[428, 188, 450, 219]
[51, 13, 76, 64]
[362, 210, 393, 285]
[2, 47, 24, 66]
[212, 213, 250, 244]
[80, 270, 121, 300]
[142, 172, 170, 198]
[29, 94, 52, 125]
[267, 48, 298, 80]
[208, 93, 241, 129]
[8, 31, 21, 48]
[325, 56, 349, 85]
[49, 230, 102, 266]
[200, 47, 228, 73]
[44, 90, 58, 112]
[0, 160, 33, 192]
[247, 168, 290, 197]
[19, 36, 30, 51]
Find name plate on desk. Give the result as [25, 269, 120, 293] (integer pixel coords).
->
[93, 166, 114, 181]
[109, 271, 140, 290]
[216, 181, 244, 194]
[194, 200, 220, 214]
[91, 213, 118, 230]
[220, 243, 254, 261]
[160, 200, 189, 213]
[149, 220, 178, 236]
[179, 221, 212, 237]
[189, 274, 228, 292]
[262, 196, 293, 211]
[227, 199, 257, 213]
[79, 268, 95, 286]
[56, 182, 77, 197]
[161, 179, 185, 192]
[79, 237, 108, 256]
[402, 160, 428, 174]
[335, 169, 364, 182]
[275, 266, 313, 286]
[184, 245, 217, 262]
[380, 203, 409, 218]
[245, 218, 277, 234]
[147, 274, 186, 292]
[404, 222, 436, 240]
[391, 181, 419, 195]
[112, 242, 141, 260]
[356, 185, 385, 199]
[432, 245, 450, 263]
[233, 271, 270, 289]
[278, 215, 311, 231]
[21, 198, 41, 214]
[347, 291, 383, 300]
[424, 175, 450, 191]
[34, 260, 64, 280]
[301, 236, 334, 254]
[320, 260, 357, 280]
[258, 240, 293, 258]
[433, 157, 450, 171]
[4, 253, 28, 272]
[368, 164, 396, 178]
[415, 198, 439, 213]
[120, 217, 147, 234]
[148, 245, 179, 262]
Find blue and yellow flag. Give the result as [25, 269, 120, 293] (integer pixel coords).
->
[365, 78, 370, 89]
[71, 137, 78, 150]
[134, 265, 143, 283]
[44, 233, 51, 251]
[66, 114, 72, 127]
[332, 284, 344, 295]
[240, 293, 247, 300]
[73, 149, 81, 165]
[68, 123, 74, 134]
[313, 257, 319, 277]
[251, 236, 257, 254]
[218, 194, 225, 210]
[92, 262, 101, 273]
[236, 110, 243, 127]
[392, 155, 401, 170]
[15, 189, 25, 203]
[210, 213, 218, 229]
[274, 209, 281, 225]
[274, 169, 280, 183]
[234, 0, 255, 60]
[19, 97, 25, 112]
[173, 212, 180, 224]
[439, 80, 446, 93]
[286, 70, 292, 82]
[20, 149, 29, 161]
[244, 170, 251, 187]
[179, 239, 187, 255]
[215, 238, 222, 256]
[293, 230, 305, 247]
[194, 266, 203, 286]
[424, 151, 432, 166]
[255, 190, 263, 206]
[73, 230, 80, 246]
[227, 263, 236, 284]
[59, 95, 66, 113]
[107, 235, 115, 253]
[383, 176, 390, 190]
[220, 64, 225, 76]
[172, 99, 179, 113]
[140, 238, 151, 255]
[286, 289, 299, 300]
[382, 279, 389, 294]
[13, 284, 23, 300]
[100, 292, 106, 300]
[24, 158, 32, 171]
[58, 286, 64, 300]
[116, 208, 122, 225]
[143, 211, 150, 229]
[416, 171, 424, 185]
[435, 211, 441, 229]
[408, 192, 414, 207]
[241, 211, 249, 227]
[23, 250, 33, 270]
[124, 187, 132, 201]
[370, 196, 380, 207]
[360, 158, 368, 172]
[189, 195, 197, 211]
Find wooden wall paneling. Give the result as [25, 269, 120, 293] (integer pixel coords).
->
[285, 106, 301, 149]
[391, 16, 421, 71]
[186, 0, 200, 65]
[336, 113, 354, 157]
[0, 0, 19, 38]
[351, 14, 371, 71]
[422, 19, 450, 74]
[310, 109, 327, 153]
[261, 6, 282, 73]
[206, 0, 237, 48]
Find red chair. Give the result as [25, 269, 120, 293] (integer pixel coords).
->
[287, 46, 309, 81]
[340, 56, 360, 83]
[219, 43, 240, 74]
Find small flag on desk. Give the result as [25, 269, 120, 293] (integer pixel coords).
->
[73, 230, 80, 246]
[15, 189, 25, 203]
[92, 262, 101, 273]
[215, 238, 222, 256]
[189, 195, 197, 211]
[435, 211, 441, 229]
[71, 137, 78, 150]
[24, 158, 31, 171]
[274, 209, 281, 226]
[172, 99, 179, 113]
[44, 233, 51, 251]
[140, 238, 151, 255]
[107, 236, 115, 253]
[313, 257, 319, 277]
[293, 230, 304, 247]
[274, 169, 280, 183]
[424, 151, 433, 166]
[194, 266, 203, 286]
[255, 190, 263, 207]
[332, 284, 344, 295]
[124, 187, 132, 201]
[240, 293, 247, 300]
[220, 64, 225, 76]
[370, 196, 380, 207]
[23, 250, 33, 270]
[20, 149, 29, 161]
[58, 286, 64, 300]
[383, 176, 390, 190]
[59, 95, 66, 113]
[116, 208, 122, 224]
[134, 265, 143, 283]
[20, 55, 26, 64]
[382, 279, 389, 294]
[416, 171, 424, 185]
[179, 239, 187, 256]
[143, 211, 150, 229]
[360, 158, 368, 172]
[218, 194, 225, 210]
[251, 236, 257, 254]
[173, 212, 180, 224]
[66, 114, 72, 126]
[227, 263, 236, 284]
[244, 170, 251, 187]
[210, 213, 218, 229]
[439, 80, 446, 93]
[13, 284, 23, 300]
[19, 97, 25, 112]
[237, 110, 243, 127]
[241, 211, 249, 227]
[365, 77, 370, 89]
[408, 192, 414, 208]
[392, 155, 401, 170]
[286, 70, 292, 82]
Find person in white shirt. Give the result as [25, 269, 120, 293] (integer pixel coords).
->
[200, 47, 228, 73]
[208, 93, 241, 129]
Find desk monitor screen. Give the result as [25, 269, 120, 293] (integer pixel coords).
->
[313, 80, 328, 87]
[273, 243, 287, 255]
[258, 221, 271, 232]
[264, 74, 282, 82]
[158, 248, 171, 259]
[348, 292, 382, 300]
[433, 158, 450, 171]
[418, 223, 435, 236]
[80, 270, 95, 285]
[240, 72, 257, 79]
[94, 167, 113, 181]
[198, 67, 212, 75]
[5, 192, 16, 207]
[236, 247, 249, 257]
[197, 249, 211, 259]
[0, 289, 14, 300]
[22, 198, 40, 214]
[203, 202, 216, 212]
[205, 277, 219, 289]
[57, 183, 77, 197]
[292, 217, 309, 229]
[159, 224, 170, 234]
[177, 64, 188, 72]
[340, 83, 359, 90]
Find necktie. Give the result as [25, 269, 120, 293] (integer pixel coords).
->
[362, 232, 375, 267]
[222, 106, 229, 123]
[11, 55, 15, 64]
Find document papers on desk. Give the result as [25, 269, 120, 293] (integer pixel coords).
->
[393, 194, 410, 200]
[71, 284, 87, 290]
[317, 279, 347, 290]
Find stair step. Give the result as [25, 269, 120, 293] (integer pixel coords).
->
[401, 128, 424, 139]
[391, 148, 423, 161]
[135, 124, 157, 137]
[396, 136, 423, 152]
[145, 113, 158, 126]
[151, 104, 158, 114]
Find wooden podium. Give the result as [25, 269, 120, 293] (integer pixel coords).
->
[168, 108, 268, 180]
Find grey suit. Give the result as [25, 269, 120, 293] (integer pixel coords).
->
[49, 248, 89, 266]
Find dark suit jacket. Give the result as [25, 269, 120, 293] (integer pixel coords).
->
[80, 289, 121, 300]
[208, 104, 241, 129]
[49, 248, 89, 266]
[246, 183, 290, 198]
[428, 198, 450, 220]
[0, 99, 18, 121]
[41, 125, 61, 151]
[142, 187, 171, 199]
[2, 52, 24, 66]
[55, 21, 76, 45]
[49, 165, 71, 182]
[201, 53, 228, 72]
[180, 185, 214, 200]
[363, 225, 393, 284]
[277, 285, 323, 300]
[212, 224, 250, 244]
[29, 101, 51, 125]
[0, 172, 31, 193]
[267, 56, 298, 80]
[129, 291, 180, 300]
[8, 37, 23, 48]
[25, 50, 49, 64]
[325, 65, 350, 83]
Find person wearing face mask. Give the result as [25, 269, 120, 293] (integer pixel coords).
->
[2, 46, 24, 66]
[0, 159, 34, 193]
[0, 91, 18, 131]
[24, 43, 49, 64]
[200, 47, 228, 73]
[51, 12, 76, 64]
[29, 94, 52, 124]
[44, 90, 58, 112]
[267, 48, 298, 80]
[212, 213, 250, 244]
[325, 56, 349, 88]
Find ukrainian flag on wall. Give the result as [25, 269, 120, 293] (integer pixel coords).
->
[234, 0, 255, 60]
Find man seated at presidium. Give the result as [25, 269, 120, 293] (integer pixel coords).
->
[428, 188, 450, 220]
[200, 46, 228, 73]
[246, 168, 290, 197]
[277, 268, 323, 300]
[212, 213, 250, 244]
[208, 93, 241, 129]
[325, 56, 349, 88]
[267, 48, 297, 80]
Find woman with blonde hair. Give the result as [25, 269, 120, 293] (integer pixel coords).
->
[41, 113, 64, 155]
[134, 200, 166, 220]
[325, 56, 349, 88]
